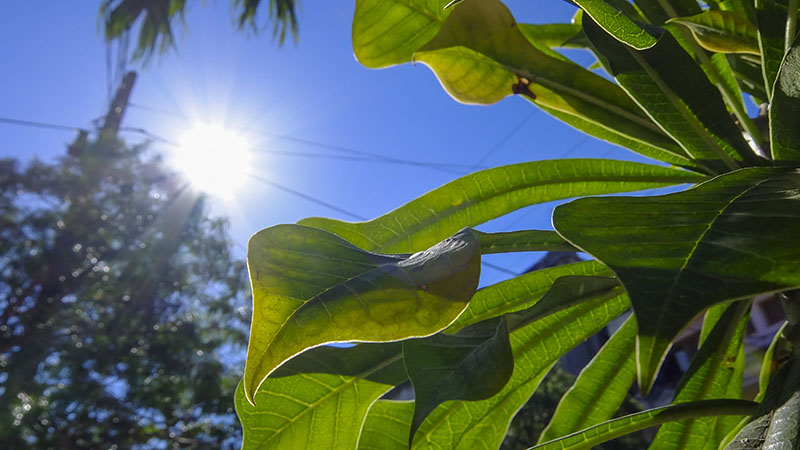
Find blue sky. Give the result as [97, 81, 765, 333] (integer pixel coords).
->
[0, 1, 652, 285]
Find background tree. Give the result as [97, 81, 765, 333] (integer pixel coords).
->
[0, 124, 250, 448]
[100, 0, 299, 61]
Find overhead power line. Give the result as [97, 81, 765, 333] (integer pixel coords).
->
[0, 116, 85, 133]
[247, 173, 367, 221]
[471, 110, 537, 170]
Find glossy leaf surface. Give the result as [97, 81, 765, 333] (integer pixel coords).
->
[583, 16, 755, 169]
[300, 159, 705, 254]
[236, 343, 406, 449]
[403, 317, 514, 442]
[669, 10, 759, 54]
[244, 225, 480, 403]
[770, 42, 800, 161]
[539, 315, 638, 443]
[553, 167, 800, 393]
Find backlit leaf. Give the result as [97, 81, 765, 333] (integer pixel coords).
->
[571, 0, 659, 49]
[474, 229, 577, 254]
[300, 159, 705, 254]
[669, 10, 759, 54]
[236, 343, 406, 449]
[243, 225, 480, 403]
[358, 400, 414, 450]
[553, 167, 800, 394]
[403, 317, 514, 442]
[539, 315, 638, 443]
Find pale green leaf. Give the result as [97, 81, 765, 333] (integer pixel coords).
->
[236, 343, 406, 449]
[571, 0, 659, 49]
[243, 225, 480, 403]
[669, 10, 759, 54]
[358, 400, 414, 450]
[299, 159, 706, 254]
[539, 315, 638, 443]
[552, 167, 800, 394]
[410, 0, 693, 166]
[352, 0, 450, 68]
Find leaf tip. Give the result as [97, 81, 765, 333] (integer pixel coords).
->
[636, 335, 672, 396]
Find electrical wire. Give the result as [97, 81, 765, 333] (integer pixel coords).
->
[247, 172, 367, 221]
[0, 116, 86, 133]
[471, 110, 537, 170]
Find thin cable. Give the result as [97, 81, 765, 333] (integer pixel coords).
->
[0, 116, 86, 133]
[471, 110, 537, 170]
[247, 173, 366, 221]
[128, 102, 476, 174]
[481, 261, 518, 276]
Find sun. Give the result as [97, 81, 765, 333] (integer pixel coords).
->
[173, 124, 251, 198]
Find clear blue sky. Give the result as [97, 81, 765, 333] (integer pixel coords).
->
[0, 1, 652, 285]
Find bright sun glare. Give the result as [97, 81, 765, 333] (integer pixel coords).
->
[174, 124, 251, 198]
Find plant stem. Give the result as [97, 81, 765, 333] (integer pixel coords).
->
[656, 0, 766, 162]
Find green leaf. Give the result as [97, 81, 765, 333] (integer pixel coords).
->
[473, 229, 577, 254]
[411, 288, 631, 449]
[358, 400, 414, 450]
[669, 10, 759, 54]
[770, 42, 800, 160]
[517, 23, 587, 48]
[539, 315, 638, 443]
[243, 225, 481, 404]
[506, 276, 622, 330]
[530, 399, 759, 450]
[583, 16, 756, 169]
[352, 0, 450, 68]
[448, 260, 613, 332]
[648, 301, 749, 450]
[410, 0, 694, 167]
[403, 317, 514, 442]
[299, 159, 706, 254]
[552, 167, 800, 394]
[724, 358, 800, 449]
[756, 0, 788, 98]
[757, 322, 791, 403]
[571, 0, 659, 49]
[236, 343, 406, 449]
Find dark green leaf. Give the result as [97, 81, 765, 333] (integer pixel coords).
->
[530, 399, 759, 450]
[506, 276, 622, 330]
[449, 260, 612, 332]
[669, 10, 759, 54]
[411, 288, 631, 449]
[756, 0, 788, 98]
[474, 229, 577, 254]
[552, 167, 800, 394]
[583, 16, 757, 169]
[403, 317, 514, 442]
[243, 225, 480, 403]
[236, 343, 406, 449]
[539, 315, 638, 443]
[648, 301, 749, 449]
[299, 159, 705, 254]
[358, 400, 414, 450]
[770, 41, 800, 160]
[352, 0, 450, 68]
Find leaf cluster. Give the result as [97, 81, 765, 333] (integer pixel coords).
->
[237, 0, 800, 449]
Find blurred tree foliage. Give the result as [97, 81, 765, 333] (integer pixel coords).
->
[0, 131, 250, 448]
[100, 0, 299, 61]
